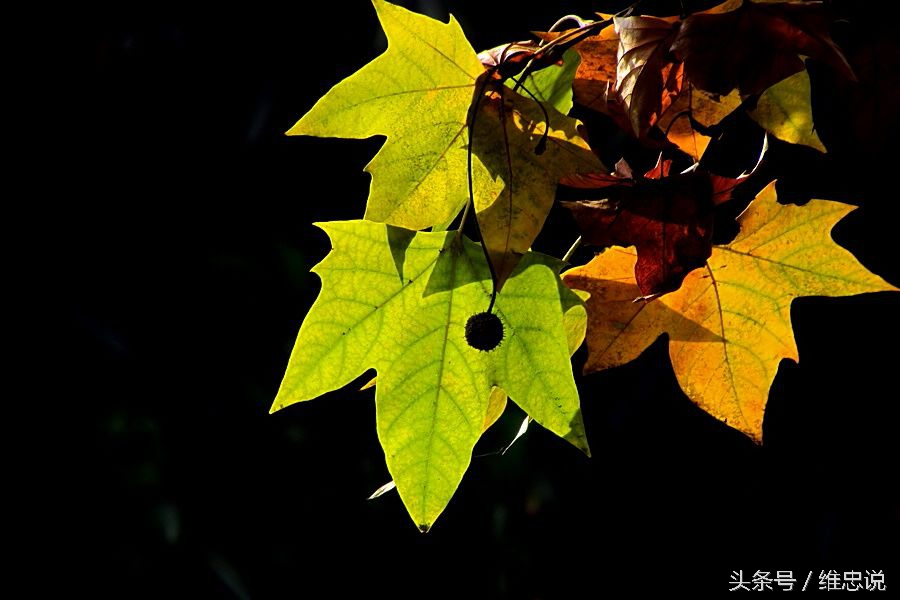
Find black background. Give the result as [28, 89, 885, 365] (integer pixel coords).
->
[75, 1, 898, 596]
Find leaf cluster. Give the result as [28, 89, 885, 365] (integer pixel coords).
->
[273, 0, 896, 528]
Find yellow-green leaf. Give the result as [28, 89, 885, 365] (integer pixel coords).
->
[287, 0, 485, 230]
[290, 0, 603, 272]
[273, 220, 588, 529]
[505, 49, 580, 115]
[472, 77, 604, 290]
[749, 69, 826, 152]
[563, 182, 898, 441]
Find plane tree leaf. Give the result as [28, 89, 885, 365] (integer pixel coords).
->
[471, 65, 605, 291]
[290, 0, 603, 281]
[562, 156, 752, 298]
[287, 0, 486, 230]
[272, 220, 589, 530]
[366, 283, 590, 505]
[562, 182, 898, 441]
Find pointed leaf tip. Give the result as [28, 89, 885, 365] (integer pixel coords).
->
[564, 182, 898, 441]
[285, 0, 484, 230]
[276, 220, 587, 528]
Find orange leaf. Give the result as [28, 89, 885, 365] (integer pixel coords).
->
[537, 26, 620, 115]
[656, 84, 743, 161]
[563, 182, 898, 441]
[563, 158, 750, 297]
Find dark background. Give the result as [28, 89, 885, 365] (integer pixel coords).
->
[74, 1, 898, 596]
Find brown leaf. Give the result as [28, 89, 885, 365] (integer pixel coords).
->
[563, 157, 751, 297]
[671, 0, 854, 96]
[614, 15, 683, 138]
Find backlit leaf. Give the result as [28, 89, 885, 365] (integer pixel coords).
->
[273, 221, 589, 529]
[563, 182, 898, 441]
[287, 0, 485, 230]
[472, 71, 604, 290]
[749, 69, 825, 152]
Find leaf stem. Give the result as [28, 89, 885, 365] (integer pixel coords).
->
[511, 1, 639, 94]
[468, 67, 503, 313]
[546, 15, 590, 34]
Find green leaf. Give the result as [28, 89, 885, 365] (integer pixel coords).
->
[272, 220, 589, 530]
[289, 0, 603, 264]
[749, 69, 826, 152]
[287, 0, 486, 230]
[505, 49, 580, 115]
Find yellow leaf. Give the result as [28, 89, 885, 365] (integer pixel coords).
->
[658, 85, 742, 161]
[481, 387, 508, 432]
[749, 70, 826, 152]
[290, 0, 603, 276]
[563, 182, 898, 441]
[472, 82, 603, 289]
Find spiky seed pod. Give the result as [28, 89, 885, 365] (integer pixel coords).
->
[464, 311, 504, 351]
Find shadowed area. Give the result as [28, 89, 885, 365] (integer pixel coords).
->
[70, 0, 899, 596]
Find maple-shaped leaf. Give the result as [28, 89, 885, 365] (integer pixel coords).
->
[563, 157, 751, 298]
[287, 0, 486, 230]
[365, 282, 591, 503]
[562, 182, 898, 441]
[671, 0, 854, 96]
[470, 64, 605, 291]
[272, 220, 589, 530]
[748, 69, 825, 152]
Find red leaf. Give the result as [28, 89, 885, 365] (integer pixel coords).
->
[671, 0, 854, 96]
[563, 157, 755, 297]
